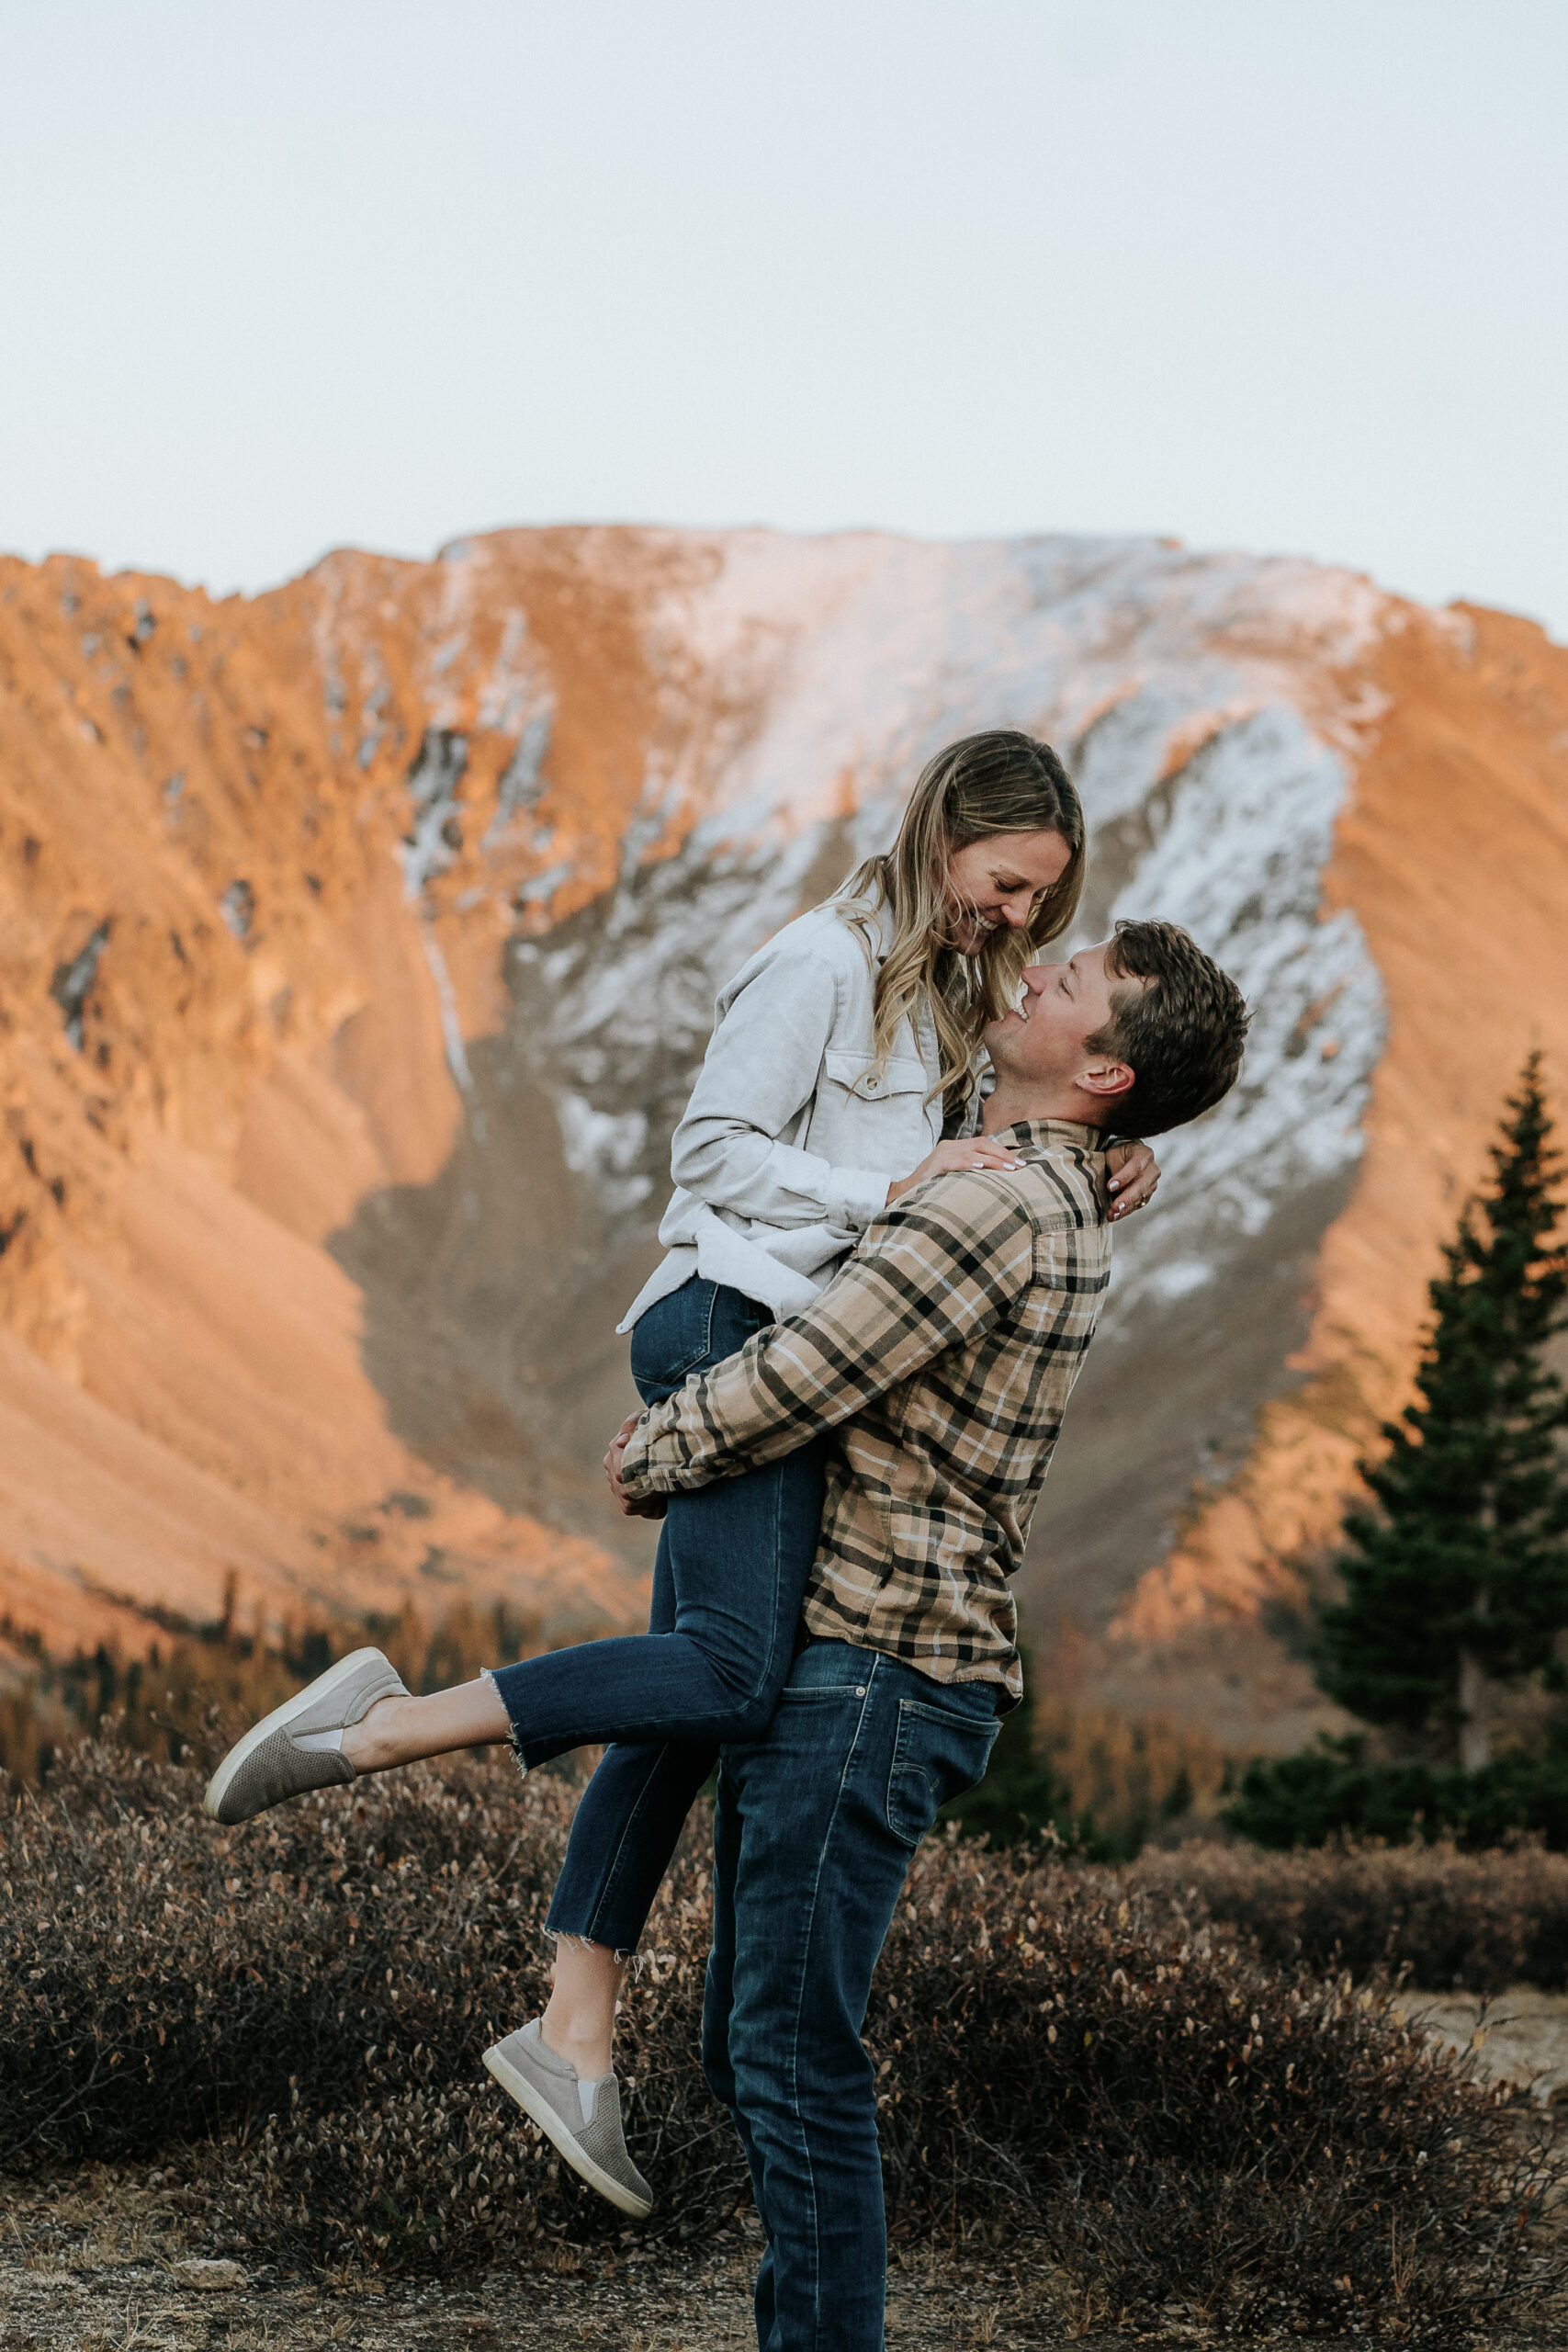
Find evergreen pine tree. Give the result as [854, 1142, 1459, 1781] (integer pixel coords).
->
[1314, 1054, 1568, 1768]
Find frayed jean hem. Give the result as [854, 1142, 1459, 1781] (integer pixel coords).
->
[480, 1668, 529, 1785]
[542, 1927, 646, 1975]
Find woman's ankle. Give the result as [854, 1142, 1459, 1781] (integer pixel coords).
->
[539, 2002, 615, 2082]
[341, 1692, 404, 1774]
[341, 1679, 511, 1774]
[539, 1938, 627, 2080]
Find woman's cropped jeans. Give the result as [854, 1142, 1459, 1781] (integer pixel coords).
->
[486, 1278, 827, 1954]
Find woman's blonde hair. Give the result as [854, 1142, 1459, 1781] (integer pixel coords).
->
[839, 729, 1085, 1120]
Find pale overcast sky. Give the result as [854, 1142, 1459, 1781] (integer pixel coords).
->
[3, 1, 1564, 635]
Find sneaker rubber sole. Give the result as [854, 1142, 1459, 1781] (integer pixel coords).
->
[482, 2041, 653, 2218]
[201, 1645, 384, 1822]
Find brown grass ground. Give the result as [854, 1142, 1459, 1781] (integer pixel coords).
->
[1, 2164, 1562, 2352]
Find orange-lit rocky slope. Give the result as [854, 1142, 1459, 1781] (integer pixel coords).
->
[2, 528, 1564, 1745]
[0, 533, 696, 1659]
[1101, 604, 1568, 1731]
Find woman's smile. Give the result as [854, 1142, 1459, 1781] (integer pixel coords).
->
[942, 828, 1073, 952]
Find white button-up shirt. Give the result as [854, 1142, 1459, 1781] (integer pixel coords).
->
[620, 896, 945, 1328]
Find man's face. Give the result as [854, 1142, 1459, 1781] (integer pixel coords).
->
[985, 941, 1138, 1102]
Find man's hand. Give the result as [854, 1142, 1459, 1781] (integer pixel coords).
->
[604, 1412, 668, 1520]
[1106, 1138, 1159, 1222]
[886, 1136, 1023, 1207]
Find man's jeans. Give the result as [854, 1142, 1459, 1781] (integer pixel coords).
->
[704, 1641, 999, 2352]
[486, 1278, 827, 1953]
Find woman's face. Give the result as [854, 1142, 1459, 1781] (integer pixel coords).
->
[942, 830, 1071, 955]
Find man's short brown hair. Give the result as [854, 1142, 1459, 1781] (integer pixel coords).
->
[1090, 920, 1249, 1136]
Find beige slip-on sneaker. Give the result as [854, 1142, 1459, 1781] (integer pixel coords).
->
[202, 1647, 408, 1825]
[484, 2018, 653, 2218]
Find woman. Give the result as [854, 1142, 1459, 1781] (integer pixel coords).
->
[202, 729, 1158, 2213]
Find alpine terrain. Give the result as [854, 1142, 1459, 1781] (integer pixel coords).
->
[3, 526, 1565, 1747]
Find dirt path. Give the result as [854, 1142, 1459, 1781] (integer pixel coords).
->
[0, 2234, 1102, 2352]
[0, 2177, 1099, 2352]
[0, 2245, 1531, 2352]
[8, 1991, 1568, 2352]
[1394, 1988, 1568, 2104]
[0, 2191, 1556, 2352]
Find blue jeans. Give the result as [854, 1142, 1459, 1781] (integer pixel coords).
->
[704, 1642, 998, 2352]
[487, 1279, 827, 1951]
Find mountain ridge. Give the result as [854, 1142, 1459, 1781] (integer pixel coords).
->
[2, 527, 1565, 1746]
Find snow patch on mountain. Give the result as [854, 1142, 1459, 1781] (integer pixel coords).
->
[501, 534, 1386, 1325]
[629, 531, 1384, 854]
[399, 728, 469, 898]
[1095, 706, 1384, 1328]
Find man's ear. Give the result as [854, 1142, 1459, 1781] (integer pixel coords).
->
[1076, 1059, 1135, 1106]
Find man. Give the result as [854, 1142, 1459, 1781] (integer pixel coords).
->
[602, 918, 1249, 2352]
[202, 916, 1246, 2338]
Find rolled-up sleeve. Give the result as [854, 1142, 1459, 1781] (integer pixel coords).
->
[670, 948, 892, 1231]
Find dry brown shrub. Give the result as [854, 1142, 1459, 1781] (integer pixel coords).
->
[1135, 1838, 1568, 1992]
[3, 1741, 1562, 2335]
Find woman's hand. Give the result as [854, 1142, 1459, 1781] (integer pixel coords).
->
[604, 1411, 668, 1520]
[1106, 1138, 1160, 1222]
[886, 1135, 1025, 1207]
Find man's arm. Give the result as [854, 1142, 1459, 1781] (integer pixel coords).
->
[616, 1172, 1036, 1498]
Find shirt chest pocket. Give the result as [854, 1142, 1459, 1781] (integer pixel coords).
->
[817, 1048, 937, 1167]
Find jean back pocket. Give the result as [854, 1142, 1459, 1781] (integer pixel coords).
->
[885, 1695, 999, 1849]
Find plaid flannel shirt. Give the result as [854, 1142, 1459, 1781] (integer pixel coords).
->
[616, 1118, 1111, 1705]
